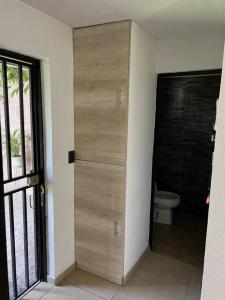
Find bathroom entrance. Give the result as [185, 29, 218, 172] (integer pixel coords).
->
[150, 70, 221, 267]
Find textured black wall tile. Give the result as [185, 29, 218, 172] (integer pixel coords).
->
[155, 73, 221, 211]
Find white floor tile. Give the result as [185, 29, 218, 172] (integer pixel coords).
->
[22, 282, 53, 300]
[42, 283, 103, 300]
[65, 269, 120, 299]
[113, 271, 186, 300]
[23, 253, 203, 300]
[141, 251, 193, 285]
[184, 267, 203, 300]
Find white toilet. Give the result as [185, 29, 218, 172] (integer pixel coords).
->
[154, 190, 180, 225]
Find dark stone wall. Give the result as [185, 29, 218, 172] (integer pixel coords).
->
[155, 73, 221, 212]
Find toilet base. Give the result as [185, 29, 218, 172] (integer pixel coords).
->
[154, 208, 173, 225]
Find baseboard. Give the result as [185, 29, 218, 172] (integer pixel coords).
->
[47, 247, 150, 287]
[77, 262, 123, 285]
[47, 261, 77, 286]
[122, 246, 150, 285]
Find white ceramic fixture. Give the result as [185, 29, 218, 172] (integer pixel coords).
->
[154, 190, 180, 225]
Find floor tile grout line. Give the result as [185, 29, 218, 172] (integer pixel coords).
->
[37, 286, 54, 300]
[137, 264, 194, 287]
[63, 279, 108, 300]
[110, 285, 121, 300]
[111, 285, 122, 300]
[32, 257, 199, 300]
[182, 266, 194, 300]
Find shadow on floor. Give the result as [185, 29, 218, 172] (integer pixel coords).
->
[152, 211, 208, 267]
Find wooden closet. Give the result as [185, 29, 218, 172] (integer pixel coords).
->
[74, 21, 130, 285]
[74, 20, 155, 285]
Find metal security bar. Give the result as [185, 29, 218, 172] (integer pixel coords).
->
[0, 50, 46, 300]
[2, 60, 12, 180]
[18, 65, 26, 176]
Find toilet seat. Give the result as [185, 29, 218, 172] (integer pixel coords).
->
[154, 191, 180, 209]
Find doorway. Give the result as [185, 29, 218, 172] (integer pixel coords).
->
[150, 70, 221, 267]
[0, 50, 46, 300]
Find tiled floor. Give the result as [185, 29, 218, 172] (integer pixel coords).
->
[153, 212, 207, 267]
[22, 252, 203, 300]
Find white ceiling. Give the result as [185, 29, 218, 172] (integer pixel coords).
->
[21, 0, 225, 39]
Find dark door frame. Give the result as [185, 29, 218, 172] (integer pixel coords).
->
[149, 69, 222, 249]
[0, 49, 47, 300]
[0, 124, 9, 299]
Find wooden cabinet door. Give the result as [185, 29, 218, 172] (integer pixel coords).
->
[74, 21, 130, 165]
[75, 160, 125, 284]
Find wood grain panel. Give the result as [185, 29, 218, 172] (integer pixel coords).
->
[75, 160, 125, 284]
[181, 75, 220, 210]
[74, 21, 130, 165]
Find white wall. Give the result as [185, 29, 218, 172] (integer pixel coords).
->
[124, 22, 157, 275]
[0, 0, 74, 279]
[201, 46, 225, 300]
[2, 0, 224, 286]
[156, 35, 224, 73]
